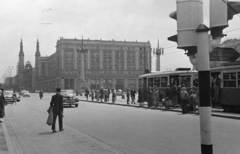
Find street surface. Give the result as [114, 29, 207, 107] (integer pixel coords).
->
[2, 93, 240, 154]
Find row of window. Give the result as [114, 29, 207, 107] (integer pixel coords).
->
[146, 76, 192, 88]
[222, 72, 240, 88]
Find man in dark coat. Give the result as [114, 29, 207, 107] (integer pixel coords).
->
[130, 86, 137, 104]
[50, 88, 64, 133]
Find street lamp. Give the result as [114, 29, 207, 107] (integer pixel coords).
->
[153, 40, 164, 71]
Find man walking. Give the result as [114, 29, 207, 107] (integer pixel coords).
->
[130, 86, 136, 104]
[50, 88, 64, 133]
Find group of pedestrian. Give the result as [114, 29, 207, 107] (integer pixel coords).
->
[126, 86, 137, 105]
[84, 86, 117, 103]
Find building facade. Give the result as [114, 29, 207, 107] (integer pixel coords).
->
[35, 38, 152, 92]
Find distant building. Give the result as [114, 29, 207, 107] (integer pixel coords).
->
[35, 38, 152, 91]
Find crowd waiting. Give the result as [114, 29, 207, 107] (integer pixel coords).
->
[83, 84, 199, 114]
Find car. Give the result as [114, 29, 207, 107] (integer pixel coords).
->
[61, 89, 79, 107]
[116, 89, 123, 96]
[22, 91, 30, 97]
[4, 91, 14, 104]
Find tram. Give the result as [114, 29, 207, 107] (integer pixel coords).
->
[138, 68, 198, 102]
[210, 62, 240, 112]
[138, 64, 240, 112]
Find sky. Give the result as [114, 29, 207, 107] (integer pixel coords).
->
[1, 0, 240, 82]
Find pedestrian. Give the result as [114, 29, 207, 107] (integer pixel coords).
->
[180, 87, 189, 114]
[137, 87, 144, 107]
[147, 87, 153, 108]
[130, 86, 136, 104]
[85, 88, 89, 101]
[91, 89, 95, 101]
[171, 85, 178, 108]
[126, 89, 130, 104]
[177, 85, 182, 108]
[100, 87, 104, 102]
[107, 87, 111, 102]
[103, 87, 108, 102]
[152, 87, 159, 108]
[189, 87, 198, 111]
[213, 74, 222, 103]
[112, 89, 116, 103]
[164, 84, 172, 109]
[158, 88, 164, 108]
[12, 91, 17, 105]
[0, 90, 5, 123]
[50, 87, 64, 133]
[39, 90, 43, 100]
[95, 89, 100, 102]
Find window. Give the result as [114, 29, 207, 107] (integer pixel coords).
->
[180, 76, 191, 87]
[161, 77, 168, 87]
[223, 72, 236, 88]
[148, 78, 154, 88]
[154, 77, 161, 87]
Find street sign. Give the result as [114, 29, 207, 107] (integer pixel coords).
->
[210, 47, 240, 61]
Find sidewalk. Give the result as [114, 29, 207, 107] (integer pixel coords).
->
[1, 103, 124, 154]
[77, 95, 240, 120]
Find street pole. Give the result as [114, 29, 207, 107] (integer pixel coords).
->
[196, 24, 213, 154]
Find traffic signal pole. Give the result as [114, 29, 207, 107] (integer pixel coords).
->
[196, 24, 213, 154]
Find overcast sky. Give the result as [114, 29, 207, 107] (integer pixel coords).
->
[1, 0, 240, 82]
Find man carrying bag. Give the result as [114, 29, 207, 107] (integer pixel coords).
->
[49, 88, 64, 133]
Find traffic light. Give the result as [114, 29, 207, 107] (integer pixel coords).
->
[168, 0, 203, 56]
[210, 0, 240, 48]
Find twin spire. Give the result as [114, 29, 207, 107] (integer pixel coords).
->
[19, 39, 41, 57]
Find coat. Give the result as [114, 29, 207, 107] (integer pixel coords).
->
[50, 94, 63, 113]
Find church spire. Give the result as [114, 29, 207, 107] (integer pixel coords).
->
[35, 39, 41, 57]
[19, 39, 24, 56]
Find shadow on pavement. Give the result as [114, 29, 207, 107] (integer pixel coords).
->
[39, 132, 54, 135]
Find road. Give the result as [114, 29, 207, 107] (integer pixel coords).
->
[4, 93, 240, 154]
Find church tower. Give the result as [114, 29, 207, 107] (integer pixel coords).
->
[18, 39, 24, 74]
[35, 39, 41, 68]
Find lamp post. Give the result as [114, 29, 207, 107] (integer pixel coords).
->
[153, 39, 164, 71]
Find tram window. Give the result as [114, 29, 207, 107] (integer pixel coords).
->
[180, 76, 191, 87]
[161, 77, 168, 87]
[154, 77, 160, 87]
[223, 72, 236, 88]
[148, 78, 154, 88]
[138, 79, 143, 88]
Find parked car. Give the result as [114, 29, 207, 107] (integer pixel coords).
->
[22, 91, 30, 97]
[61, 89, 79, 107]
[116, 89, 123, 96]
[4, 91, 14, 104]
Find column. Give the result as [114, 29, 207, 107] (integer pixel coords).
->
[124, 50, 127, 70]
[124, 78, 128, 89]
[61, 78, 64, 89]
[87, 49, 90, 70]
[100, 50, 103, 69]
[112, 50, 115, 70]
[136, 51, 139, 70]
[61, 49, 64, 69]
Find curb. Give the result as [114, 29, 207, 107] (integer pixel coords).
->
[78, 99, 240, 120]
